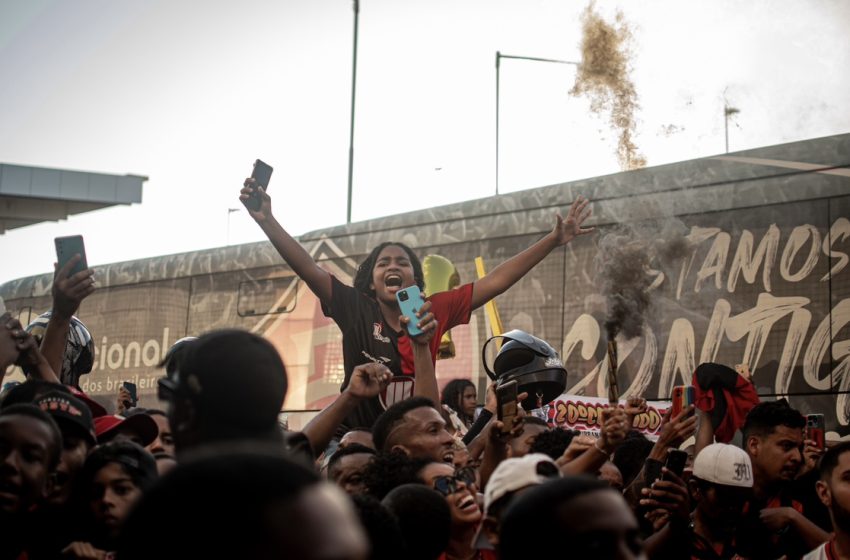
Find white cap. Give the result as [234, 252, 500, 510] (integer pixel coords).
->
[692, 443, 753, 488]
[474, 453, 560, 551]
[483, 453, 560, 514]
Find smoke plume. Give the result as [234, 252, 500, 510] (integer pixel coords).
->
[570, 1, 646, 170]
[596, 220, 691, 341]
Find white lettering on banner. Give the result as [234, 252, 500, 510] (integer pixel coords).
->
[695, 231, 731, 293]
[780, 225, 820, 282]
[727, 225, 779, 293]
[548, 395, 669, 440]
[92, 328, 170, 372]
[678, 218, 848, 297]
[822, 218, 850, 281]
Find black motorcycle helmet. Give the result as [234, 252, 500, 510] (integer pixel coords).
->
[482, 330, 567, 411]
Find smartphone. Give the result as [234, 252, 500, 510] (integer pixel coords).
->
[123, 381, 138, 408]
[496, 380, 518, 434]
[663, 449, 688, 480]
[644, 459, 663, 487]
[671, 385, 695, 418]
[396, 286, 424, 337]
[55, 235, 88, 278]
[807, 413, 825, 450]
[244, 159, 273, 211]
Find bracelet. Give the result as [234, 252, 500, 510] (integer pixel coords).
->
[592, 440, 611, 457]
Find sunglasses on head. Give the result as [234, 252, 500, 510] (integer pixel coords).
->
[432, 466, 477, 497]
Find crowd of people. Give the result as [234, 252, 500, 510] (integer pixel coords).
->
[0, 184, 846, 559]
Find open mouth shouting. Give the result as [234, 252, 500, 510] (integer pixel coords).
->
[384, 274, 404, 291]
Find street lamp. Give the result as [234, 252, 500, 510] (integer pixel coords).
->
[495, 52, 579, 195]
[226, 208, 241, 246]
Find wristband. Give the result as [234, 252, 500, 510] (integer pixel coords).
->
[593, 440, 611, 457]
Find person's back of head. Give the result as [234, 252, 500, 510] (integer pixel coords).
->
[119, 450, 368, 560]
[382, 484, 451, 560]
[612, 432, 654, 487]
[158, 329, 288, 454]
[351, 494, 407, 560]
[361, 451, 432, 500]
[528, 427, 575, 460]
[500, 476, 644, 560]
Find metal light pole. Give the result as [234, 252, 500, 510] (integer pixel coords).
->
[724, 104, 740, 153]
[495, 52, 579, 195]
[346, 0, 360, 224]
[226, 208, 240, 246]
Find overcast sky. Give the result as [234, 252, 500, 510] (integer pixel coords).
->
[1, 0, 848, 287]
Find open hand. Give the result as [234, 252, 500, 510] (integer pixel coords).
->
[551, 195, 594, 245]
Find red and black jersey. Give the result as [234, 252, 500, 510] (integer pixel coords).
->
[323, 275, 473, 431]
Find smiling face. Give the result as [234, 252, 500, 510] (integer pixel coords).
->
[390, 406, 455, 464]
[369, 245, 417, 306]
[419, 462, 482, 526]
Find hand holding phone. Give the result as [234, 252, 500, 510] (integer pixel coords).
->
[396, 286, 424, 337]
[122, 381, 138, 408]
[671, 385, 695, 418]
[496, 380, 519, 434]
[663, 449, 688, 480]
[806, 414, 825, 450]
[243, 159, 273, 212]
[55, 235, 88, 278]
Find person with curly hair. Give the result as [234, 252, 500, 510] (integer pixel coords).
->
[440, 379, 477, 436]
[241, 178, 595, 431]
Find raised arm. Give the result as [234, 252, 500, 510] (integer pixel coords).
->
[42, 255, 95, 381]
[240, 179, 333, 305]
[301, 362, 392, 455]
[470, 196, 594, 310]
[402, 299, 440, 405]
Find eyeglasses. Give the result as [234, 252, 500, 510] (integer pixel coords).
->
[432, 467, 477, 497]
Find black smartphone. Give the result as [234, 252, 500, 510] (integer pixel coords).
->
[55, 235, 88, 277]
[123, 381, 138, 408]
[644, 459, 663, 487]
[496, 380, 518, 434]
[663, 449, 688, 480]
[244, 159, 273, 211]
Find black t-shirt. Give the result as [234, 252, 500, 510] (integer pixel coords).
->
[322, 276, 473, 432]
[735, 471, 832, 560]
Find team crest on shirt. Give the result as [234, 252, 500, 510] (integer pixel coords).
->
[373, 323, 390, 343]
[380, 376, 415, 409]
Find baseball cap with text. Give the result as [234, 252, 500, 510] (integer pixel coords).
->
[692, 442, 753, 488]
